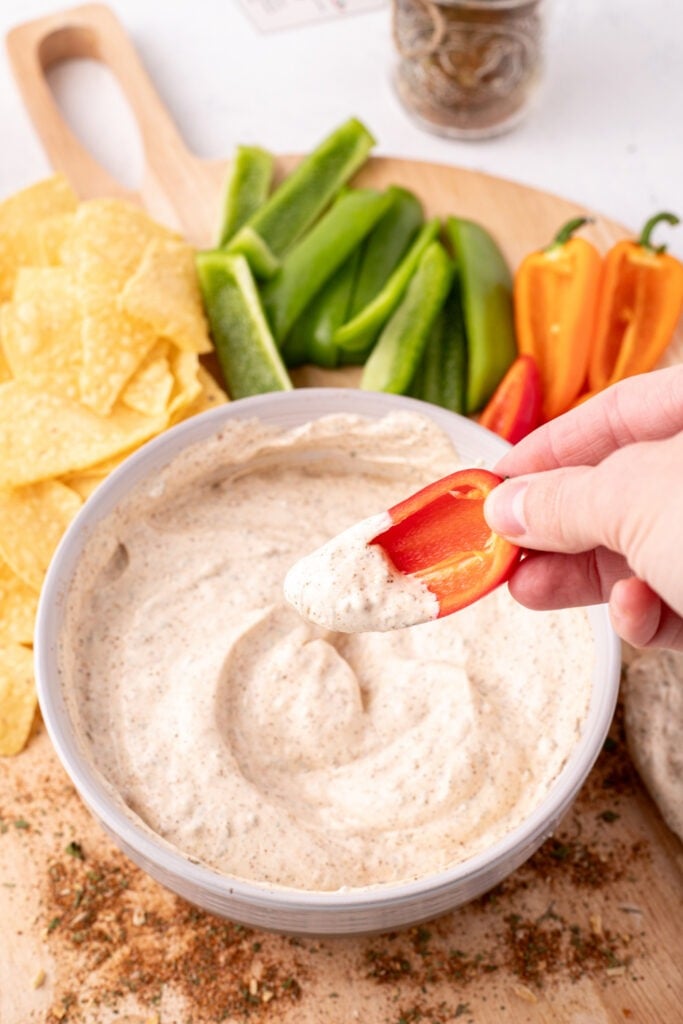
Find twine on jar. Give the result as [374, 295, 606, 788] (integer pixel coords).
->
[392, 0, 544, 136]
[392, 0, 446, 59]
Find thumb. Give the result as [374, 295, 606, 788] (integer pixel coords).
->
[484, 465, 614, 554]
[484, 434, 683, 629]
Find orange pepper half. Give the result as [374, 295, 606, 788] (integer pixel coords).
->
[515, 217, 601, 421]
[588, 212, 683, 391]
[372, 469, 521, 618]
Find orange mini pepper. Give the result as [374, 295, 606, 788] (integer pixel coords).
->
[515, 216, 601, 421]
[588, 212, 683, 390]
[479, 354, 542, 444]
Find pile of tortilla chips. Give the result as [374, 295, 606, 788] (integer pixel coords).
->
[0, 176, 228, 755]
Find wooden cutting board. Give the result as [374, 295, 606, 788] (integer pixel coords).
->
[2, 5, 682, 1024]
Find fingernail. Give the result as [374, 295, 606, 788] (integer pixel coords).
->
[485, 480, 528, 537]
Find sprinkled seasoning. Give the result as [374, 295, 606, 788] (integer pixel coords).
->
[0, 701, 664, 1020]
[43, 853, 303, 1022]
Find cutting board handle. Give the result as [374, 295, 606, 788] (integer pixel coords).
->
[6, 3, 218, 240]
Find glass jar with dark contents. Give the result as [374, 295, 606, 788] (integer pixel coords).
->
[392, 0, 546, 139]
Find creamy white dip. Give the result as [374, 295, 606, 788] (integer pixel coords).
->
[61, 411, 594, 891]
[284, 511, 440, 632]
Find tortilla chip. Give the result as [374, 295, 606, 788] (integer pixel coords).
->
[0, 176, 77, 233]
[0, 318, 11, 383]
[121, 237, 212, 354]
[121, 341, 175, 417]
[0, 381, 168, 487]
[0, 643, 36, 756]
[0, 560, 38, 646]
[0, 481, 82, 591]
[65, 450, 127, 477]
[0, 183, 224, 755]
[77, 260, 159, 415]
[2, 267, 82, 400]
[177, 364, 229, 421]
[167, 348, 202, 421]
[0, 176, 78, 301]
[35, 211, 76, 266]
[59, 200, 177, 414]
[60, 451, 129, 500]
[60, 198, 176, 276]
[59, 469, 109, 501]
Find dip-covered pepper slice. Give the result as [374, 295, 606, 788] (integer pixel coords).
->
[285, 468, 520, 632]
[373, 469, 521, 619]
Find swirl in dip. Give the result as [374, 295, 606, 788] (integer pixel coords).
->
[60, 411, 594, 891]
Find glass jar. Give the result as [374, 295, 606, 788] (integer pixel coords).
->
[392, 0, 546, 139]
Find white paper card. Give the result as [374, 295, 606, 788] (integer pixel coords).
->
[237, 0, 387, 33]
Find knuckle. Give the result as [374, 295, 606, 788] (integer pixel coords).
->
[600, 438, 674, 567]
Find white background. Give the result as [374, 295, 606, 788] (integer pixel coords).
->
[1, 0, 682, 257]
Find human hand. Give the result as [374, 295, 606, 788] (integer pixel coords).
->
[483, 366, 683, 650]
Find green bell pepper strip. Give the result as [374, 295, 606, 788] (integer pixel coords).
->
[407, 351, 425, 400]
[349, 186, 423, 316]
[195, 251, 292, 398]
[226, 118, 375, 274]
[223, 226, 281, 278]
[334, 217, 441, 354]
[361, 241, 453, 394]
[287, 247, 362, 369]
[280, 326, 308, 369]
[262, 188, 393, 344]
[445, 217, 516, 414]
[216, 145, 274, 247]
[411, 279, 468, 413]
[339, 186, 424, 365]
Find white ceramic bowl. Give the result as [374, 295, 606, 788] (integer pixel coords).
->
[36, 388, 621, 935]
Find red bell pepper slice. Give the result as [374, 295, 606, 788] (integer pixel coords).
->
[478, 354, 542, 444]
[371, 469, 521, 618]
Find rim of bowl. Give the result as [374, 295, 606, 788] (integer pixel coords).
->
[35, 388, 621, 916]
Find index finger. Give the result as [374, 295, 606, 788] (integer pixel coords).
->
[493, 365, 683, 476]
